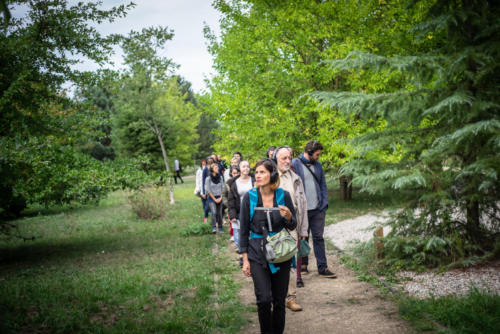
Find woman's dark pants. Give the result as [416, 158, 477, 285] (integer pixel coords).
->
[250, 259, 291, 334]
[201, 197, 210, 218]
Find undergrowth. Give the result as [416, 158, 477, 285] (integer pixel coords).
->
[340, 240, 500, 333]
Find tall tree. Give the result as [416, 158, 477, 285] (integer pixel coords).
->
[313, 0, 500, 256]
[0, 1, 134, 216]
[114, 27, 200, 204]
[205, 0, 428, 195]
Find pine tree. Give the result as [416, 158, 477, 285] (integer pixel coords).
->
[313, 0, 500, 258]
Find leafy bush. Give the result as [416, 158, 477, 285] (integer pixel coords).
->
[1, 137, 151, 215]
[380, 207, 497, 269]
[128, 187, 167, 220]
[180, 223, 212, 236]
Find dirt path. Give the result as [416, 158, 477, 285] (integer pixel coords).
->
[226, 244, 414, 334]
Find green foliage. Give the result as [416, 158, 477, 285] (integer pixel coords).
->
[77, 84, 117, 161]
[112, 28, 200, 170]
[3, 137, 149, 209]
[399, 288, 500, 333]
[0, 0, 133, 138]
[0, 1, 135, 215]
[205, 0, 427, 163]
[313, 0, 500, 256]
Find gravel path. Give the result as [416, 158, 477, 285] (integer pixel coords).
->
[324, 213, 500, 299]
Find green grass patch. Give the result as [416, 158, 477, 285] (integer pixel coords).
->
[399, 289, 500, 333]
[0, 177, 246, 333]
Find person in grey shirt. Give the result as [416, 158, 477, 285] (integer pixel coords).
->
[205, 163, 224, 233]
[291, 140, 337, 279]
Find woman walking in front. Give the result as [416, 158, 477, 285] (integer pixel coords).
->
[240, 159, 297, 334]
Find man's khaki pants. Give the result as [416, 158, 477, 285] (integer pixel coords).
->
[286, 229, 298, 302]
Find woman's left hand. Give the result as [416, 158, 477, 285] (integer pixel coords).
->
[278, 205, 292, 222]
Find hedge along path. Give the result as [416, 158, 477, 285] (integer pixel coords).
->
[227, 242, 414, 334]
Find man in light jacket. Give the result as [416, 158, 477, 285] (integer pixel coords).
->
[291, 140, 337, 279]
[274, 146, 309, 312]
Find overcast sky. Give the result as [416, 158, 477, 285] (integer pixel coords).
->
[10, 1, 222, 93]
[88, 0, 222, 93]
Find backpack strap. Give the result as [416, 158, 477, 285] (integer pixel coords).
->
[249, 187, 285, 221]
[249, 187, 258, 221]
[275, 187, 285, 207]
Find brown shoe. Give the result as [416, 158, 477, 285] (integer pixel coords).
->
[286, 299, 303, 312]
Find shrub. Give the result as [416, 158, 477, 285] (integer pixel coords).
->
[180, 223, 212, 236]
[128, 187, 167, 220]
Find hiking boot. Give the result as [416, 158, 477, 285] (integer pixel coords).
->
[300, 265, 309, 274]
[296, 278, 304, 288]
[212, 227, 217, 234]
[319, 269, 337, 279]
[286, 299, 303, 312]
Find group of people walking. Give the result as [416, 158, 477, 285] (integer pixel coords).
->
[194, 141, 336, 334]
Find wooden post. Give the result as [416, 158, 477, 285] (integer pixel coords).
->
[374, 226, 384, 259]
[339, 175, 353, 201]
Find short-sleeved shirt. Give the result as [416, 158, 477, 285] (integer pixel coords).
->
[235, 178, 253, 204]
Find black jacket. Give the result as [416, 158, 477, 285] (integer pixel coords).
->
[239, 188, 297, 265]
[227, 176, 255, 221]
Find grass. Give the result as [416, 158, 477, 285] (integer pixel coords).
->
[0, 177, 245, 333]
[340, 241, 500, 334]
[399, 288, 500, 333]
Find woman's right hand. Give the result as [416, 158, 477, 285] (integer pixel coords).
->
[242, 259, 251, 277]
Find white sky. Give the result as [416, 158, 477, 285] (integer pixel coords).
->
[89, 0, 222, 93]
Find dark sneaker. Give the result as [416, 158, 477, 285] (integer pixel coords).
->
[296, 278, 304, 288]
[319, 269, 337, 279]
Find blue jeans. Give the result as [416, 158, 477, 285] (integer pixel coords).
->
[301, 209, 327, 272]
[208, 199, 223, 229]
[201, 197, 210, 218]
[232, 220, 240, 251]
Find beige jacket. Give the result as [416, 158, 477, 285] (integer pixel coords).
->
[285, 170, 309, 237]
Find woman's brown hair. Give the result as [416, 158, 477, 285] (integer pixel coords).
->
[255, 159, 280, 191]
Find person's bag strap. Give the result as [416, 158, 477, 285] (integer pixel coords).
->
[299, 159, 320, 185]
[275, 187, 285, 206]
[249, 187, 258, 221]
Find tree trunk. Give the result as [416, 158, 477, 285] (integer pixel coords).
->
[466, 199, 481, 243]
[339, 175, 353, 201]
[157, 133, 175, 204]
